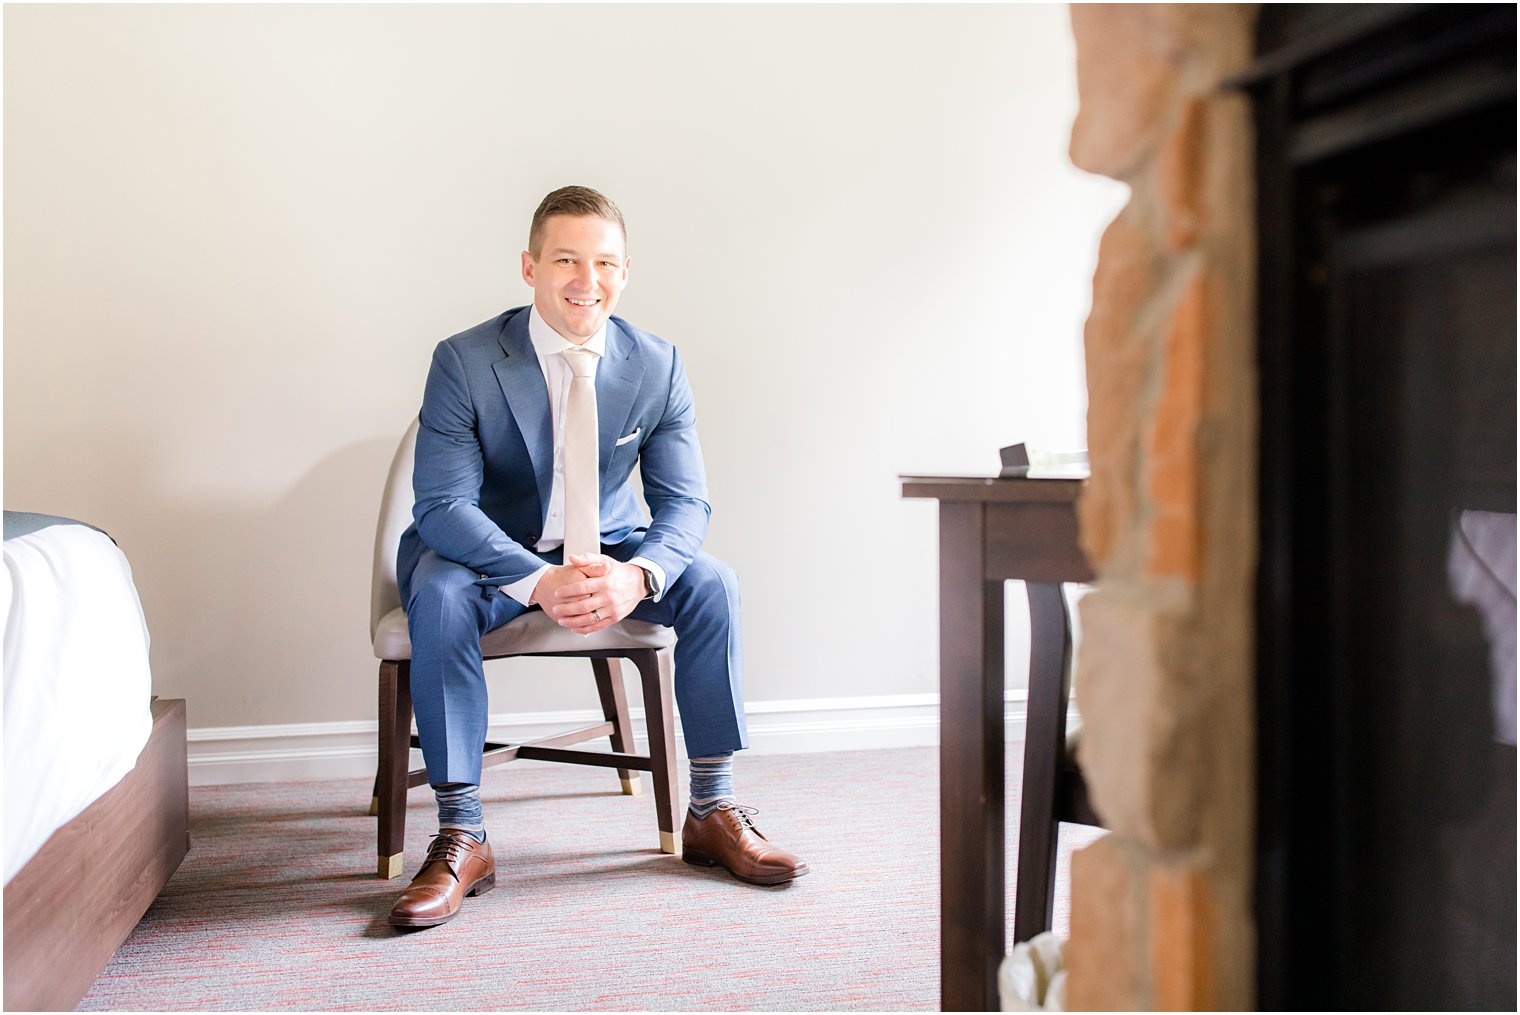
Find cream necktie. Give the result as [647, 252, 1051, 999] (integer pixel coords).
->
[561, 347, 600, 558]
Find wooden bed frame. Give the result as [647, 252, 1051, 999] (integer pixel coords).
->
[3, 698, 189, 1011]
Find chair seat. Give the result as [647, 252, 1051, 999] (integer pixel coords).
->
[372, 606, 675, 661]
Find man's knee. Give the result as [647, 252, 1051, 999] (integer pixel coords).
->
[675, 553, 741, 615]
[406, 558, 486, 630]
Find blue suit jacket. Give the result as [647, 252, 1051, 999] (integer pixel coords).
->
[396, 305, 712, 596]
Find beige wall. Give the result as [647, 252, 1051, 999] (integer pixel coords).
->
[3, 4, 1125, 729]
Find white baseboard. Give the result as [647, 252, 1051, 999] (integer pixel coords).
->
[186, 691, 1039, 786]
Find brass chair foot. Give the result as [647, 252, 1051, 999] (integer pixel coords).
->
[660, 830, 681, 856]
[620, 776, 642, 796]
[368, 796, 380, 817]
[379, 853, 404, 879]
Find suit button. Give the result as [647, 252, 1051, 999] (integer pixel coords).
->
[527, 534, 539, 543]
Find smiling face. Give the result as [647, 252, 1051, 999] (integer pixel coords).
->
[521, 214, 630, 343]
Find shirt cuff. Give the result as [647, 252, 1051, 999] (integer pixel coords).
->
[627, 556, 666, 603]
[501, 564, 553, 607]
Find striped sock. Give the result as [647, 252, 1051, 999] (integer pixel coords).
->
[688, 754, 734, 818]
[434, 782, 486, 843]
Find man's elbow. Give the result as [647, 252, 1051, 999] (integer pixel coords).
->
[654, 495, 712, 523]
[414, 498, 476, 531]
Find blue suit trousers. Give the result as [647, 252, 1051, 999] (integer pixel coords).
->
[401, 532, 749, 787]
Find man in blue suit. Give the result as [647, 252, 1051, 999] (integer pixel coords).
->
[388, 186, 808, 928]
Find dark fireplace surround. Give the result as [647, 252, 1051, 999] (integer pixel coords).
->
[1238, 5, 1516, 1009]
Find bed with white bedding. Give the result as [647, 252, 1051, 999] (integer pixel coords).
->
[1, 512, 188, 1012]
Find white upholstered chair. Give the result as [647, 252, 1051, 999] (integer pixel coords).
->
[369, 418, 681, 879]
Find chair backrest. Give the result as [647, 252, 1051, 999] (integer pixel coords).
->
[370, 418, 420, 642]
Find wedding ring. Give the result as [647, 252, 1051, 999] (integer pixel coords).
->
[593, 609, 603, 622]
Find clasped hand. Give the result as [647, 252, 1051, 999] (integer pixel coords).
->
[529, 553, 646, 636]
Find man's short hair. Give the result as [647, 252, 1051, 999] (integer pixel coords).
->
[528, 186, 627, 258]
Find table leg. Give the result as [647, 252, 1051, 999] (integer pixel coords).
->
[1014, 582, 1076, 942]
[939, 502, 1006, 1012]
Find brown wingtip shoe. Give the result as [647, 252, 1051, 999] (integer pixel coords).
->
[388, 829, 496, 928]
[682, 802, 810, 886]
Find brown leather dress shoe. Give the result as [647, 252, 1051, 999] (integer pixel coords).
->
[388, 829, 496, 928]
[682, 803, 809, 885]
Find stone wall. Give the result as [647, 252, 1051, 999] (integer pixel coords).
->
[1063, 5, 1259, 1009]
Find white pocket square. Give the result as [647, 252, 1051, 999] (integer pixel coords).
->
[615, 427, 642, 447]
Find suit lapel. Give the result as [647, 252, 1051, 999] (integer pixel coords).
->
[492, 312, 554, 515]
[597, 321, 645, 479]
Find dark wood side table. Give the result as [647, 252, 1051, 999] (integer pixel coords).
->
[901, 475, 1100, 1012]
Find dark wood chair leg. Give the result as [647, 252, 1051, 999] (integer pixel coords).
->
[591, 657, 641, 795]
[377, 659, 413, 879]
[633, 647, 681, 854]
[1014, 583, 1076, 942]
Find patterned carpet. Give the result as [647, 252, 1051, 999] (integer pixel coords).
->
[79, 747, 1104, 1011]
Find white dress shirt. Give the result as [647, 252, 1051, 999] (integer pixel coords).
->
[498, 305, 666, 606]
